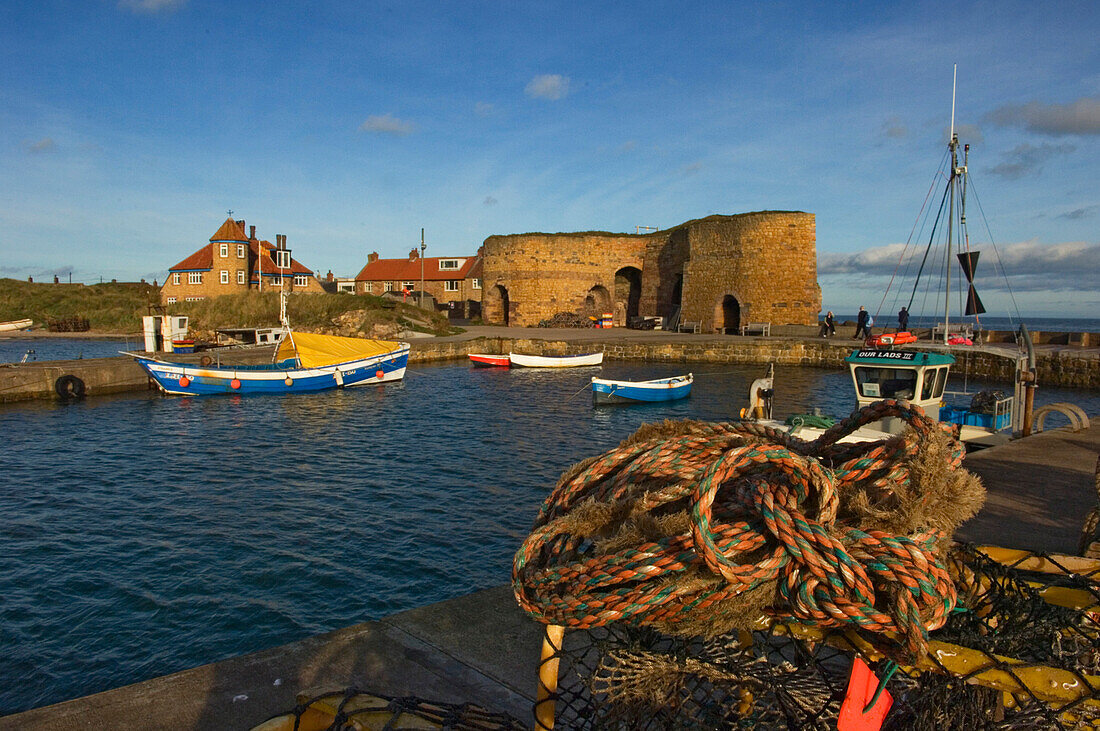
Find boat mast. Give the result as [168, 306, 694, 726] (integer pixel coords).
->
[944, 66, 958, 345]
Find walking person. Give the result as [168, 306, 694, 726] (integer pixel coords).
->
[854, 306, 871, 339]
[819, 310, 835, 337]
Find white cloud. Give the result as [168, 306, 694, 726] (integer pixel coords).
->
[118, 0, 186, 13]
[525, 74, 570, 101]
[820, 239, 1100, 294]
[358, 114, 415, 136]
[987, 97, 1100, 136]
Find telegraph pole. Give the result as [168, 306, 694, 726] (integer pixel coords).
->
[419, 228, 426, 310]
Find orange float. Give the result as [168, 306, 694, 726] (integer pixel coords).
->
[230, 378, 241, 390]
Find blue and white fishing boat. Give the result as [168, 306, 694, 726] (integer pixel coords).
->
[591, 373, 693, 405]
[126, 292, 409, 396]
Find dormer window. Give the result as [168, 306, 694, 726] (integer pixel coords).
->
[439, 259, 462, 270]
[275, 250, 290, 269]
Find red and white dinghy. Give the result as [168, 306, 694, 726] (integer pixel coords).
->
[865, 331, 918, 347]
[468, 353, 511, 367]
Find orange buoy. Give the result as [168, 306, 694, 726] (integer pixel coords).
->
[230, 378, 241, 390]
[179, 376, 190, 387]
[376, 369, 384, 379]
[284, 377, 294, 387]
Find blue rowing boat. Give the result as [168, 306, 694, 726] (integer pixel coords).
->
[591, 373, 693, 405]
[127, 330, 409, 396]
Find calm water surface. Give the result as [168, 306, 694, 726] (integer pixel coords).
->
[1, 360, 1098, 713]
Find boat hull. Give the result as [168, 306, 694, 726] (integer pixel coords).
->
[130, 344, 410, 396]
[0, 318, 33, 332]
[509, 352, 604, 368]
[592, 374, 693, 404]
[468, 353, 510, 367]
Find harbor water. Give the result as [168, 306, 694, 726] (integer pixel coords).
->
[2, 360, 1099, 714]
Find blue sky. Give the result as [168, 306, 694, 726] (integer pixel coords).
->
[2, 0, 1097, 318]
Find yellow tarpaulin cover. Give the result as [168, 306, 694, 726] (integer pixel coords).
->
[276, 331, 402, 368]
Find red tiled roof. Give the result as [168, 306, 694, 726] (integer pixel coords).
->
[209, 218, 248, 242]
[169, 244, 213, 272]
[355, 254, 480, 282]
[252, 240, 313, 276]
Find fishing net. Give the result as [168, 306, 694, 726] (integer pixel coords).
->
[534, 544, 1100, 730]
[514, 401, 1100, 728]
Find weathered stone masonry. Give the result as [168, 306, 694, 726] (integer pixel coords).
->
[480, 211, 821, 331]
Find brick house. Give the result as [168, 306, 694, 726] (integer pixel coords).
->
[354, 249, 483, 318]
[161, 218, 325, 304]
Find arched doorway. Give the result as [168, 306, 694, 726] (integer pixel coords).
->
[714, 295, 741, 334]
[584, 285, 612, 318]
[485, 284, 510, 325]
[614, 267, 642, 325]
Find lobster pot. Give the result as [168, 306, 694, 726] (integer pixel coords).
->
[600, 313, 613, 328]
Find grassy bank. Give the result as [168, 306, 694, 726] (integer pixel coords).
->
[171, 291, 456, 336]
[0, 278, 159, 333]
[0, 279, 456, 336]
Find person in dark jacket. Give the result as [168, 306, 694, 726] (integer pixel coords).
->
[819, 310, 836, 337]
[898, 306, 909, 331]
[855, 306, 871, 339]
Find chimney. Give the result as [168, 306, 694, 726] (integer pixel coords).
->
[250, 225, 256, 240]
[368, 252, 379, 264]
[409, 248, 419, 261]
[326, 270, 334, 282]
[236, 220, 245, 235]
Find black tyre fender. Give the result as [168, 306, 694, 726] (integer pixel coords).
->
[55, 374, 86, 401]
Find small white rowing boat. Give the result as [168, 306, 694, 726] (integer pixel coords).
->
[508, 352, 604, 368]
[0, 318, 33, 333]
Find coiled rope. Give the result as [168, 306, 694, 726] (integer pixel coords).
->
[513, 400, 985, 662]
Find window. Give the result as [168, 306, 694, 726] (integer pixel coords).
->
[403, 281, 416, 290]
[220, 270, 229, 284]
[237, 270, 245, 285]
[271, 276, 281, 286]
[275, 250, 290, 269]
[219, 243, 228, 257]
[364, 282, 373, 293]
[172, 273, 180, 285]
[188, 272, 202, 285]
[383, 282, 393, 292]
[166, 296, 177, 304]
[853, 367, 917, 400]
[444, 280, 459, 291]
[471, 278, 481, 290]
[439, 259, 461, 270]
[238, 244, 246, 258]
[185, 296, 205, 302]
[294, 275, 308, 287]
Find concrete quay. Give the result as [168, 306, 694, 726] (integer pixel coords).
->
[3, 419, 1098, 730]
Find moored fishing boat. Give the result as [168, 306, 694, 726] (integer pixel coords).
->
[509, 352, 603, 368]
[591, 374, 693, 405]
[127, 332, 409, 395]
[468, 353, 510, 367]
[124, 290, 409, 396]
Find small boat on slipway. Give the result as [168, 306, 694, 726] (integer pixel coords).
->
[509, 352, 604, 368]
[0, 318, 33, 333]
[468, 353, 510, 367]
[591, 374, 693, 405]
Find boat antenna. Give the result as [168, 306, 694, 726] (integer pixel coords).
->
[943, 65, 959, 345]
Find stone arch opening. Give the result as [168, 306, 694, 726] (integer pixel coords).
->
[485, 284, 510, 326]
[714, 294, 741, 334]
[584, 285, 612, 317]
[614, 267, 642, 325]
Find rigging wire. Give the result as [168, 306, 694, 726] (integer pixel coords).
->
[874, 147, 951, 323]
[966, 177, 1024, 330]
